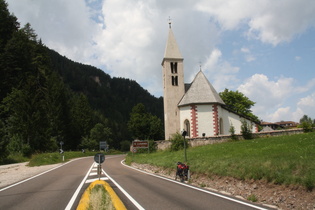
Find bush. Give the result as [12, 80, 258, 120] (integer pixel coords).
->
[301, 122, 313, 133]
[170, 133, 189, 151]
[120, 140, 131, 152]
[229, 124, 238, 140]
[22, 144, 33, 158]
[241, 120, 253, 140]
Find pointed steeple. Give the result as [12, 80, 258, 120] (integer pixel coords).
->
[178, 71, 225, 106]
[162, 27, 183, 62]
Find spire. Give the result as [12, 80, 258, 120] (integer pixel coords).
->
[168, 16, 172, 29]
[162, 22, 183, 61]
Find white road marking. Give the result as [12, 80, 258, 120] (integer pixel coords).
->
[121, 160, 269, 210]
[0, 158, 83, 192]
[102, 168, 145, 210]
[65, 162, 95, 210]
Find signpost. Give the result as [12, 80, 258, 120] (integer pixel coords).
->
[94, 153, 105, 180]
[100, 141, 108, 151]
[132, 140, 149, 153]
[60, 141, 64, 161]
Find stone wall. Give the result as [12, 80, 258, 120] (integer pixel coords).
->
[156, 128, 304, 151]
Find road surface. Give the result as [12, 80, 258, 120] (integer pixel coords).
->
[0, 154, 273, 210]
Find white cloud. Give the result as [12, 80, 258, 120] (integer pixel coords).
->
[237, 74, 295, 120]
[7, 0, 315, 122]
[202, 49, 240, 91]
[196, 0, 315, 45]
[240, 47, 256, 62]
[238, 74, 315, 121]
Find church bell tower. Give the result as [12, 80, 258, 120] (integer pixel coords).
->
[161, 22, 185, 140]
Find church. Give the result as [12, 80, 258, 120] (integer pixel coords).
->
[161, 23, 259, 140]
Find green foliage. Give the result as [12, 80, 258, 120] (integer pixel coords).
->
[120, 140, 131, 152]
[241, 120, 253, 140]
[170, 132, 189, 151]
[127, 103, 163, 140]
[80, 123, 112, 150]
[128, 132, 315, 191]
[28, 151, 96, 166]
[247, 194, 258, 202]
[219, 89, 259, 122]
[229, 123, 238, 140]
[0, 120, 9, 161]
[299, 115, 314, 133]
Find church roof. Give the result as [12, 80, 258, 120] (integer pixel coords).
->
[162, 28, 183, 61]
[178, 71, 225, 106]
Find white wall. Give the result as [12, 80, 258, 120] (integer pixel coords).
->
[179, 104, 257, 138]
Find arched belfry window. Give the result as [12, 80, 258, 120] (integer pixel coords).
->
[219, 118, 224, 135]
[184, 119, 190, 137]
[170, 62, 178, 74]
[172, 76, 178, 86]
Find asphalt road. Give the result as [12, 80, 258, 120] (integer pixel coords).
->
[0, 157, 94, 210]
[0, 154, 273, 210]
[103, 155, 272, 210]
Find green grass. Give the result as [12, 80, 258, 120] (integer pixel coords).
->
[126, 132, 315, 190]
[88, 184, 114, 210]
[27, 150, 123, 166]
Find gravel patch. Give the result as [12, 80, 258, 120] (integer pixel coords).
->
[0, 162, 62, 188]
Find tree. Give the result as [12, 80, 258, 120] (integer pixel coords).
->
[127, 103, 163, 140]
[299, 115, 314, 132]
[219, 89, 259, 122]
[80, 123, 112, 150]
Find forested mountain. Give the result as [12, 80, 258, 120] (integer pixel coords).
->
[0, 0, 163, 160]
[47, 48, 164, 144]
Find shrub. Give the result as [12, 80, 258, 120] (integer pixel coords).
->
[22, 144, 33, 158]
[241, 120, 253, 140]
[229, 124, 238, 140]
[170, 132, 189, 151]
[300, 122, 313, 133]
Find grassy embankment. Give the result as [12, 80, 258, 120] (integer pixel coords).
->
[126, 132, 315, 190]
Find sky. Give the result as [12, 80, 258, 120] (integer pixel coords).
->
[7, 0, 315, 123]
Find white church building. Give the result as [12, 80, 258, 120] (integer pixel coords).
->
[162, 24, 259, 140]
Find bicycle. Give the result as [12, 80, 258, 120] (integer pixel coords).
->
[175, 162, 189, 182]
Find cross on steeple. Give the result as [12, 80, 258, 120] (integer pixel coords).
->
[168, 16, 172, 28]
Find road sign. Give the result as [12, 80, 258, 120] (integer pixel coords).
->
[100, 141, 107, 150]
[132, 141, 149, 148]
[94, 153, 105, 163]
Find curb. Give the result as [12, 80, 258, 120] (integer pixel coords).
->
[77, 180, 126, 210]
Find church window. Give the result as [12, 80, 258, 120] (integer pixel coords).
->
[184, 120, 190, 137]
[219, 118, 224, 135]
[170, 62, 178, 74]
[172, 76, 178, 86]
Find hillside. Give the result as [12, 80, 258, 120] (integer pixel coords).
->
[0, 0, 164, 158]
[47, 49, 164, 142]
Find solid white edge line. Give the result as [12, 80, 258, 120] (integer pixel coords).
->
[121, 160, 269, 210]
[0, 158, 82, 192]
[102, 168, 145, 210]
[65, 162, 95, 210]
